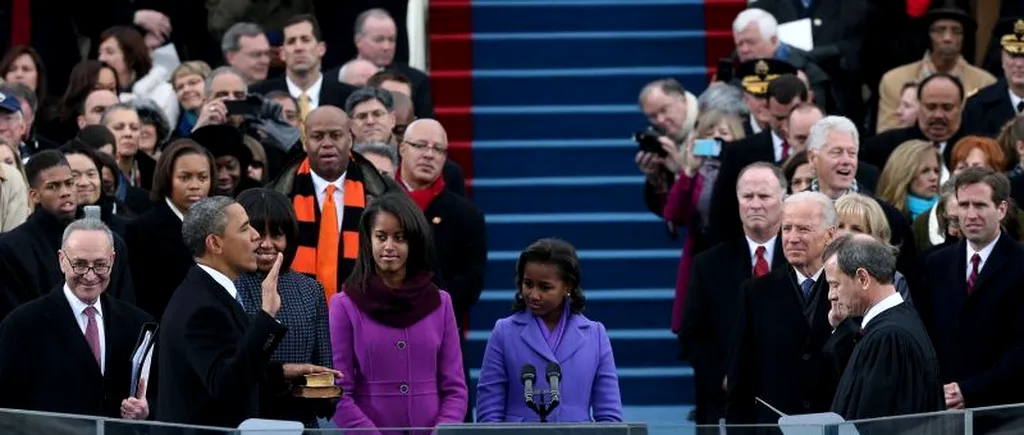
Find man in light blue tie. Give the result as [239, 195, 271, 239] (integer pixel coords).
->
[726, 191, 843, 426]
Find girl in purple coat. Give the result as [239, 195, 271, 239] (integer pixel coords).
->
[476, 239, 623, 422]
[329, 193, 468, 433]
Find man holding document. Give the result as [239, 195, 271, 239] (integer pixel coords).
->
[0, 218, 153, 419]
[156, 196, 339, 427]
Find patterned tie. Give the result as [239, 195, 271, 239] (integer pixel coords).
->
[801, 278, 814, 299]
[84, 306, 101, 367]
[317, 184, 340, 295]
[967, 253, 981, 294]
[298, 92, 311, 139]
[780, 140, 791, 162]
[753, 246, 770, 278]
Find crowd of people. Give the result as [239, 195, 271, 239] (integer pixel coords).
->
[633, 0, 1024, 431]
[2, 0, 1024, 433]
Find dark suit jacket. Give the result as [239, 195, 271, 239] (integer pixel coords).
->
[156, 266, 287, 427]
[0, 288, 152, 417]
[0, 208, 134, 321]
[707, 130, 880, 244]
[727, 267, 848, 427]
[861, 124, 961, 170]
[441, 160, 467, 197]
[919, 234, 1024, 407]
[680, 235, 788, 424]
[249, 75, 358, 110]
[125, 201, 193, 320]
[424, 189, 486, 330]
[961, 79, 1016, 138]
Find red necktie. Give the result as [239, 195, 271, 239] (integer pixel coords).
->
[753, 246, 770, 278]
[10, 0, 31, 46]
[780, 140, 791, 162]
[967, 253, 981, 294]
[84, 306, 101, 367]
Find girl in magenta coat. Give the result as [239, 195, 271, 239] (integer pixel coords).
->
[330, 193, 468, 433]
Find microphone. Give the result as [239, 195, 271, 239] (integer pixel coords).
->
[84, 205, 101, 220]
[546, 362, 562, 408]
[520, 364, 537, 407]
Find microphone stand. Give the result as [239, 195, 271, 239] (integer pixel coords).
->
[527, 389, 560, 423]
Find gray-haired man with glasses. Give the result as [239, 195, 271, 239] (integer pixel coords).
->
[0, 218, 154, 419]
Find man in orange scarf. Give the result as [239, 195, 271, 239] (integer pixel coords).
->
[271, 106, 398, 298]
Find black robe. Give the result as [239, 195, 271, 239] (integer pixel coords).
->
[831, 302, 944, 424]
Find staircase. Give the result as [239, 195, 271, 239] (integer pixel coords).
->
[429, 0, 745, 424]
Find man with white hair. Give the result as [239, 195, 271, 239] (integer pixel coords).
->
[726, 191, 848, 425]
[804, 116, 918, 285]
[635, 79, 699, 218]
[730, 8, 836, 114]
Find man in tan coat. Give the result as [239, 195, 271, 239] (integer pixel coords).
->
[0, 162, 28, 233]
[877, 6, 996, 134]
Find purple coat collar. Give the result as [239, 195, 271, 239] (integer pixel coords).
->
[511, 310, 589, 364]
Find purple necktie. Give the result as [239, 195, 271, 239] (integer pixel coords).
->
[84, 306, 101, 367]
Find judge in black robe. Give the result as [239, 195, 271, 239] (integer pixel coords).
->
[831, 303, 945, 421]
[823, 234, 944, 433]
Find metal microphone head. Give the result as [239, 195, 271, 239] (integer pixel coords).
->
[546, 362, 561, 379]
[520, 364, 537, 383]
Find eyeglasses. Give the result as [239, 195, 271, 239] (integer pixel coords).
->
[61, 252, 112, 276]
[403, 140, 448, 155]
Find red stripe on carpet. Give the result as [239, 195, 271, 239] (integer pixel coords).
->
[702, 0, 747, 82]
[429, 0, 475, 197]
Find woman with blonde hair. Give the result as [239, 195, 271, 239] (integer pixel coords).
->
[876, 140, 943, 220]
[834, 193, 912, 301]
[661, 109, 745, 335]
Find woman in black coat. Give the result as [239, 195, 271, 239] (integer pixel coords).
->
[125, 139, 214, 320]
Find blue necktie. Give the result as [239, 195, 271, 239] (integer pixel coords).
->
[235, 291, 245, 310]
[801, 279, 814, 299]
[801, 0, 812, 10]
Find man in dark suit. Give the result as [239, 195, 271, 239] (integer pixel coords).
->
[862, 73, 966, 170]
[679, 162, 789, 427]
[709, 71, 808, 245]
[250, 15, 358, 118]
[0, 151, 134, 322]
[344, 8, 436, 119]
[0, 218, 152, 419]
[920, 168, 1024, 409]
[961, 18, 1024, 138]
[727, 191, 851, 427]
[156, 196, 338, 427]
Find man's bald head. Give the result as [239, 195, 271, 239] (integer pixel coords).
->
[340, 59, 379, 87]
[403, 119, 447, 144]
[306, 105, 349, 127]
[304, 105, 353, 181]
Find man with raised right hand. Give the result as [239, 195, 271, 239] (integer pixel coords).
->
[156, 196, 338, 427]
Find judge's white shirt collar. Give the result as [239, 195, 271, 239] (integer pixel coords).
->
[862, 292, 904, 329]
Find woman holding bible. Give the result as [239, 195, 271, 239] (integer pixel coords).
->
[476, 238, 623, 423]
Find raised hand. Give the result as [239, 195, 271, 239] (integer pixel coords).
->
[261, 253, 283, 317]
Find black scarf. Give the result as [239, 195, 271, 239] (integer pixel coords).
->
[346, 271, 441, 329]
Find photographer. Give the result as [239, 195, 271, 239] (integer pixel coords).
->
[191, 67, 300, 181]
[635, 79, 698, 220]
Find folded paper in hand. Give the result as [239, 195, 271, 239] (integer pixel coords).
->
[130, 323, 158, 398]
